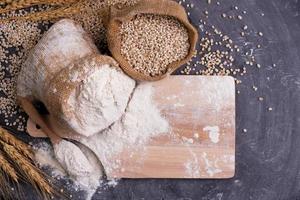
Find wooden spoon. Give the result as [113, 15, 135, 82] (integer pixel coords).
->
[18, 97, 94, 178]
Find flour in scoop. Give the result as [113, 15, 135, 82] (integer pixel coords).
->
[34, 142, 103, 200]
[54, 140, 94, 178]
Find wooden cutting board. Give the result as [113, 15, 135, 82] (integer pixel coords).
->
[27, 76, 235, 179]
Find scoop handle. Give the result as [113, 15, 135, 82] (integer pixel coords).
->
[18, 96, 61, 144]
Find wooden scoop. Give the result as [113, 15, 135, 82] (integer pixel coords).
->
[19, 97, 61, 144]
[19, 97, 96, 178]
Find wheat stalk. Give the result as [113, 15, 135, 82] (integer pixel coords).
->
[0, 151, 18, 182]
[0, 127, 33, 160]
[0, 0, 84, 22]
[0, 170, 14, 199]
[1, 141, 54, 198]
[0, 148, 22, 200]
[0, 0, 79, 14]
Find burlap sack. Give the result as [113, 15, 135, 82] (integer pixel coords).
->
[106, 0, 198, 81]
[43, 54, 121, 137]
[17, 19, 99, 101]
[17, 19, 121, 137]
[19, 53, 122, 138]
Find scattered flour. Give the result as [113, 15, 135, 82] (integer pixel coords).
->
[184, 157, 200, 178]
[202, 152, 222, 177]
[173, 102, 185, 107]
[106, 179, 119, 187]
[203, 126, 220, 143]
[68, 64, 135, 137]
[184, 141, 200, 178]
[181, 136, 194, 144]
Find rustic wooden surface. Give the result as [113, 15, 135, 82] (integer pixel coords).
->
[27, 76, 236, 179]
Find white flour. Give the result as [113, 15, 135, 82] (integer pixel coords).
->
[68, 64, 135, 137]
[185, 157, 200, 178]
[79, 83, 169, 174]
[34, 82, 169, 200]
[54, 140, 94, 178]
[202, 152, 222, 177]
[203, 126, 220, 144]
[34, 142, 65, 177]
[34, 142, 103, 199]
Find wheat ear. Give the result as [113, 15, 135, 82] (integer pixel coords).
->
[0, 0, 79, 14]
[0, 127, 33, 160]
[0, 148, 22, 199]
[0, 170, 15, 199]
[0, 151, 18, 182]
[1, 141, 53, 198]
[0, 0, 83, 22]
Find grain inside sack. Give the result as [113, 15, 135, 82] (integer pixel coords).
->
[107, 0, 198, 81]
[120, 14, 190, 77]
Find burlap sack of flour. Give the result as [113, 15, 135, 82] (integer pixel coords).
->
[17, 19, 135, 137]
[106, 0, 198, 81]
[17, 19, 99, 101]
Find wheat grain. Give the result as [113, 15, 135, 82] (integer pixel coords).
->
[0, 127, 33, 160]
[0, 151, 18, 182]
[120, 14, 190, 77]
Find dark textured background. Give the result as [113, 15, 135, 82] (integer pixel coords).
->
[3, 0, 300, 199]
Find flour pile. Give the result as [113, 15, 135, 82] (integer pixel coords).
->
[67, 63, 135, 137]
[79, 83, 169, 174]
[34, 73, 169, 199]
[34, 142, 103, 200]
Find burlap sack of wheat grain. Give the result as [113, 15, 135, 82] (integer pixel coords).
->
[106, 0, 198, 81]
[17, 19, 130, 137]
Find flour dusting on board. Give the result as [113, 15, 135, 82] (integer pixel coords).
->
[203, 126, 220, 143]
[184, 147, 201, 177]
[222, 154, 235, 170]
[198, 77, 235, 112]
[185, 157, 200, 178]
[202, 152, 222, 177]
